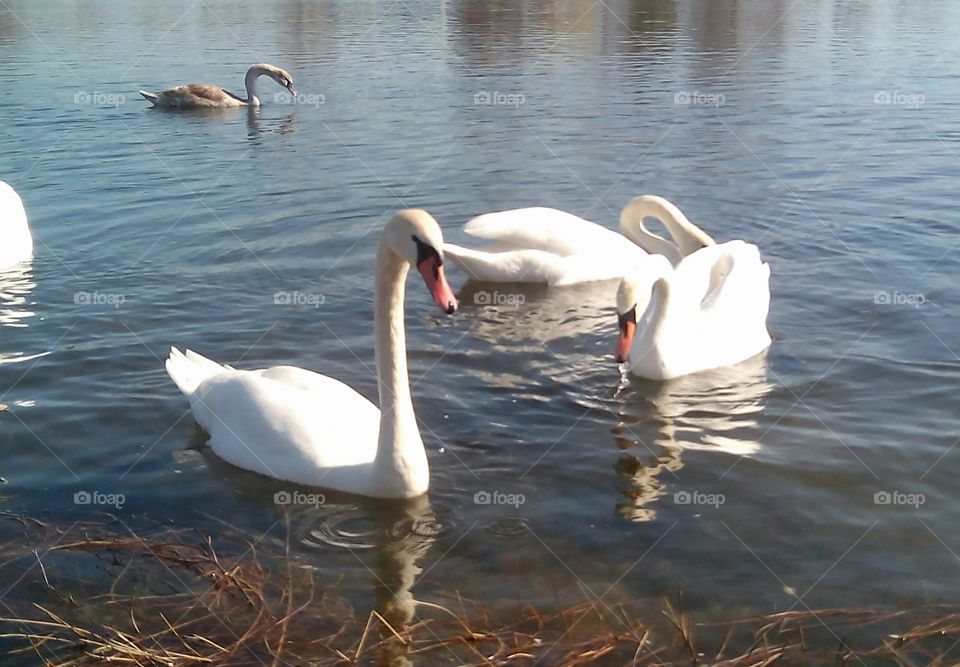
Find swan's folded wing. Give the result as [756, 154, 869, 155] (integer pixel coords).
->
[176, 84, 233, 103]
[444, 244, 569, 284]
[699, 242, 770, 320]
[463, 207, 629, 257]
[189, 369, 381, 476]
[154, 84, 242, 108]
[257, 365, 368, 395]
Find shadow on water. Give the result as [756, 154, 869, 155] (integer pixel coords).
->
[455, 278, 616, 344]
[450, 279, 621, 400]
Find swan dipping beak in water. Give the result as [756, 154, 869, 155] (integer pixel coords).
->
[140, 63, 296, 110]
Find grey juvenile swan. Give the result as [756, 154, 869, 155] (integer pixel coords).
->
[140, 63, 295, 110]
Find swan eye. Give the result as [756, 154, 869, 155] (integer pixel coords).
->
[412, 235, 442, 273]
[617, 306, 636, 332]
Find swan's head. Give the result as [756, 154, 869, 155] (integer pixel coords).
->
[387, 209, 458, 315]
[615, 255, 672, 363]
[615, 278, 639, 364]
[253, 63, 296, 96]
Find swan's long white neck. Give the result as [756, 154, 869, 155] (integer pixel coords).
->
[243, 67, 262, 107]
[628, 276, 674, 370]
[372, 238, 429, 497]
[620, 196, 714, 264]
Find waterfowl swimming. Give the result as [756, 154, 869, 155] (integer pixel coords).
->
[165, 210, 458, 499]
[615, 240, 771, 380]
[140, 63, 296, 110]
[443, 195, 714, 286]
[0, 180, 32, 269]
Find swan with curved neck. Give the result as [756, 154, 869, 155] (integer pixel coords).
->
[443, 195, 713, 286]
[140, 63, 296, 110]
[618, 195, 715, 265]
[0, 180, 32, 269]
[615, 241, 771, 380]
[165, 210, 458, 498]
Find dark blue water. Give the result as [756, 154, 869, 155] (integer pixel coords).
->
[2, 0, 959, 636]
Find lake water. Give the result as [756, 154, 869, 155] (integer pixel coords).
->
[2, 0, 959, 658]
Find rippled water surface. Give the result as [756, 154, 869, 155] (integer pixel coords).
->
[2, 0, 960, 652]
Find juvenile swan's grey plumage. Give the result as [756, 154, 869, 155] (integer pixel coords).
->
[140, 63, 296, 110]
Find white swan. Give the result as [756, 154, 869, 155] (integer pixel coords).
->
[443, 196, 715, 286]
[618, 195, 716, 265]
[140, 63, 295, 110]
[0, 180, 32, 269]
[614, 241, 771, 380]
[165, 210, 458, 499]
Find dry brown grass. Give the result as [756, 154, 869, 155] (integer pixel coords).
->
[0, 512, 957, 666]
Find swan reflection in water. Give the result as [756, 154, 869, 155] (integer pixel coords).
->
[0, 261, 48, 368]
[200, 450, 438, 666]
[246, 107, 297, 140]
[611, 351, 773, 521]
[295, 493, 438, 667]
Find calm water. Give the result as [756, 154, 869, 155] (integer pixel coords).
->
[2, 0, 960, 652]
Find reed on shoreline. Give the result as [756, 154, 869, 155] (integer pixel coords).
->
[0, 511, 956, 666]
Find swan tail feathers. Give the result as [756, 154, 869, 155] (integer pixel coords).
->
[165, 347, 228, 396]
[139, 90, 159, 103]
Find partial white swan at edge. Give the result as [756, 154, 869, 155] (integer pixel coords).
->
[0, 180, 32, 269]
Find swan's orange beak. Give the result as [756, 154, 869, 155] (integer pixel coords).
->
[418, 258, 458, 315]
[615, 318, 636, 363]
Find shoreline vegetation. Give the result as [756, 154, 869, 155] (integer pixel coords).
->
[0, 511, 957, 666]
